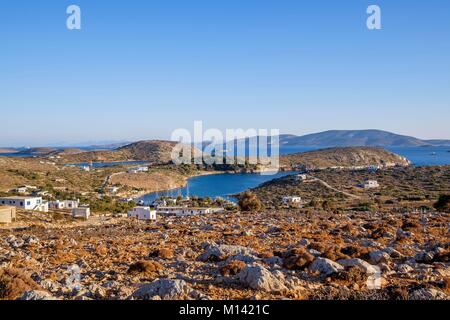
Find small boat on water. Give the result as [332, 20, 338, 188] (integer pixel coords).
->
[430, 152, 437, 156]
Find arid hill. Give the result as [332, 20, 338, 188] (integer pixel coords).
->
[0, 148, 18, 154]
[117, 140, 183, 163]
[57, 140, 200, 164]
[17, 147, 57, 155]
[280, 147, 411, 169]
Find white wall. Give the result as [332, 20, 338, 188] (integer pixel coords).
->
[0, 197, 43, 210]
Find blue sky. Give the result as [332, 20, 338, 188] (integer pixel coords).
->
[1, 0, 450, 146]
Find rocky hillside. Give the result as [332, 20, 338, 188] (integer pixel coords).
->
[57, 140, 200, 164]
[117, 140, 182, 163]
[280, 147, 411, 169]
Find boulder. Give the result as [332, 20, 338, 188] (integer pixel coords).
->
[414, 251, 434, 263]
[18, 290, 58, 300]
[410, 288, 448, 300]
[237, 265, 288, 293]
[132, 279, 208, 300]
[198, 243, 256, 262]
[396, 264, 414, 273]
[337, 258, 379, 275]
[309, 258, 344, 276]
[369, 250, 391, 264]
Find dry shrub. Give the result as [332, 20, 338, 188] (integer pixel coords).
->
[322, 245, 349, 261]
[341, 245, 371, 259]
[283, 248, 315, 270]
[443, 277, 450, 294]
[0, 268, 42, 300]
[219, 260, 246, 276]
[128, 261, 162, 276]
[95, 245, 108, 256]
[385, 285, 410, 300]
[371, 227, 389, 239]
[401, 220, 420, 231]
[309, 242, 327, 253]
[149, 248, 174, 259]
[331, 267, 367, 285]
[238, 192, 263, 212]
[433, 250, 449, 263]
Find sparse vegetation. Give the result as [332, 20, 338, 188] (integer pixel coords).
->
[238, 191, 263, 212]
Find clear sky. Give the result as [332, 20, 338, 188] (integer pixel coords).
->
[1, 0, 450, 147]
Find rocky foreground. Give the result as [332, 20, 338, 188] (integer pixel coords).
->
[0, 210, 449, 300]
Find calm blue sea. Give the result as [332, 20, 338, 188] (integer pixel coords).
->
[138, 146, 450, 204]
[139, 171, 297, 204]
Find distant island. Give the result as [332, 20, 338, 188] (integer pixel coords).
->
[277, 130, 450, 147]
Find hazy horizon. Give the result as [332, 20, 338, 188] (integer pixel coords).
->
[2, 1, 450, 146]
[2, 128, 450, 149]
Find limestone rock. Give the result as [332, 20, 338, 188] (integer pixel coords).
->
[337, 258, 379, 275]
[237, 265, 288, 293]
[309, 258, 344, 276]
[18, 290, 58, 300]
[132, 279, 208, 300]
[198, 243, 256, 262]
[410, 288, 448, 300]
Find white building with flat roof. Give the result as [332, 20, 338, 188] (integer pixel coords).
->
[0, 196, 48, 212]
[156, 206, 220, 217]
[72, 206, 90, 219]
[361, 180, 380, 189]
[128, 207, 156, 221]
[49, 199, 79, 210]
[282, 196, 302, 205]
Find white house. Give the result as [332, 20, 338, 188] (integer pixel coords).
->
[0, 196, 48, 212]
[282, 196, 302, 205]
[49, 199, 79, 210]
[295, 174, 308, 182]
[128, 206, 157, 221]
[13, 187, 28, 194]
[64, 200, 79, 209]
[106, 186, 120, 194]
[49, 200, 65, 210]
[72, 206, 90, 219]
[128, 166, 149, 174]
[81, 166, 90, 172]
[361, 180, 380, 189]
[156, 206, 217, 217]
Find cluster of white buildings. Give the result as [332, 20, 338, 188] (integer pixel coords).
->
[0, 196, 90, 219]
[156, 206, 224, 216]
[126, 204, 225, 221]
